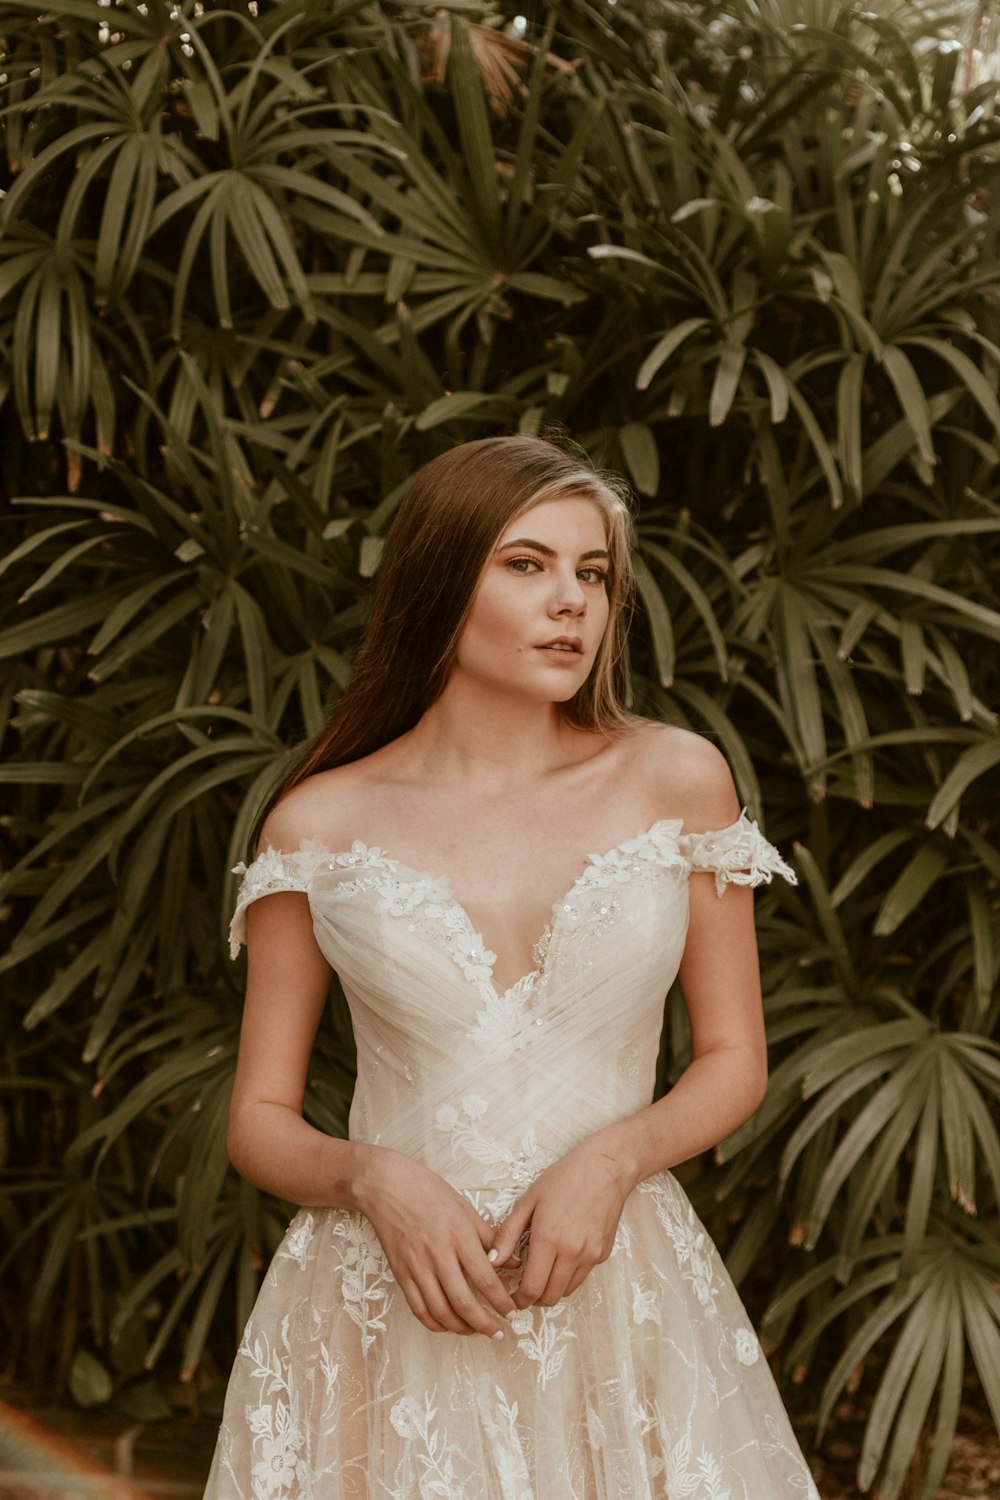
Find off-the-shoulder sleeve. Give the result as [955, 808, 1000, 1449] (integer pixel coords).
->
[228, 842, 327, 958]
[678, 811, 797, 897]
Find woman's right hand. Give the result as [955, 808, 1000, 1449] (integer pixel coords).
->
[354, 1147, 517, 1337]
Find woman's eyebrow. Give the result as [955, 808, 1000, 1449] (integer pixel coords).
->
[498, 538, 611, 561]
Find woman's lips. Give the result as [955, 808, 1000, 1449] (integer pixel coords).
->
[536, 638, 584, 658]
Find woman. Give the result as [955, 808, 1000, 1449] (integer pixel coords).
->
[205, 436, 818, 1498]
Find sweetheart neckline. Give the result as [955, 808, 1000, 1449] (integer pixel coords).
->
[287, 815, 697, 1002]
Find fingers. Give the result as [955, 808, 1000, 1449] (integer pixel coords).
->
[489, 1248, 521, 1270]
[438, 1264, 510, 1338]
[400, 1233, 599, 1331]
[396, 1277, 452, 1335]
[490, 1199, 533, 1268]
[402, 1262, 494, 1337]
[562, 1264, 591, 1297]
[397, 1238, 516, 1337]
[535, 1256, 582, 1307]
[512, 1234, 557, 1309]
[520, 1250, 578, 1310]
[472, 1212, 519, 1268]
[420, 1278, 492, 1337]
[462, 1250, 517, 1322]
[512, 1229, 607, 1308]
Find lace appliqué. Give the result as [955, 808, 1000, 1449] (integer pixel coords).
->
[679, 811, 798, 898]
[331, 1211, 395, 1356]
[479, 1386, 532, 1495]
[279, 1212, 315, 1272]
[239, 1334, 312, 1500]
[322, 844, 502, 1000]
[564, 824, 686, 916]
[227, 815, 795, 961]
[388, 1390, 470, 1498]
[467, 976, 536, 1061]
[506, 1302, 578, 1388]
[436, 1095, 556, 1194]
[639, 1174, 724, 1325]
[229, 839, 333, 958]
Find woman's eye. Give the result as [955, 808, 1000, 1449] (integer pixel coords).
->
[505, 557, 607, 584]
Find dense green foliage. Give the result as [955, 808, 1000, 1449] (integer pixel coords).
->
[1, 1, 999, 1492]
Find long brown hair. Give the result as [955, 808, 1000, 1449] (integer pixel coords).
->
[264, 435, 635, 817]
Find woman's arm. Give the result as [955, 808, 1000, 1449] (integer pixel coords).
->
[228, 880, 517, 1338]
[228, 887, 367, 1205]
[595, 874, 769, 1183]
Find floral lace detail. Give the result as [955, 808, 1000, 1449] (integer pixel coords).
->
[330, 1211, 395, 1355]
[278, 1212, 315, 1272]
[232, 838, 506, 995]
[249, 1397, 309, 1500]
[679, 811, 798, 897]
[733, 1327, 760, 1365]
[639, 1174, 723, 1325]
[460, 1185, 522, 1227]
[388, 1390, 468, 1499]
[631, 1279, 662, 1327]
[581, 821, 686, 888]
[480, 1387, 532, 1498]
[436, 1095, 556, 1189]
[229, 839, 334, 958]
[506, 1301, 577, 1388]
[663, 1433, 735, 1500]
[550, 821, 685, 930]
[233, 1323, 328, 1500]
[467, 974, 539, 1060]
[228, 816, 795, 973]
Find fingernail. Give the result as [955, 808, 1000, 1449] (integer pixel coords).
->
[487, 1248, 499, 1263]
[492, 1329, 504, 1341]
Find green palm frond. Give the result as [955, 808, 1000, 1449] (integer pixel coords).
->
[765, 1226, 1000, 1500]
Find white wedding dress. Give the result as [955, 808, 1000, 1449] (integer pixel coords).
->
[204, 813, 819, 1499]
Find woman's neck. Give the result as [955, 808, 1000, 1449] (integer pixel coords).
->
[397, 676, 584, 789]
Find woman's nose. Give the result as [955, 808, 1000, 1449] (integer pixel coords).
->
[549, 569, 586, 614]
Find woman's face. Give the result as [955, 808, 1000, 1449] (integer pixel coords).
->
[452, 495, 612, 704]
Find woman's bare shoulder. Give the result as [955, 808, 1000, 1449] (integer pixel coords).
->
[623, 719, 742, 834]
[258, 763, 375, 855]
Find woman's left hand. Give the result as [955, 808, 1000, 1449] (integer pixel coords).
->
[488, 1137, 635, 1309]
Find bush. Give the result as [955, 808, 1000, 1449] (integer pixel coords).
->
[1, 2, 999, 1494]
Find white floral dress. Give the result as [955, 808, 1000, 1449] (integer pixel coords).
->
[204, 814, 819, 1500]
